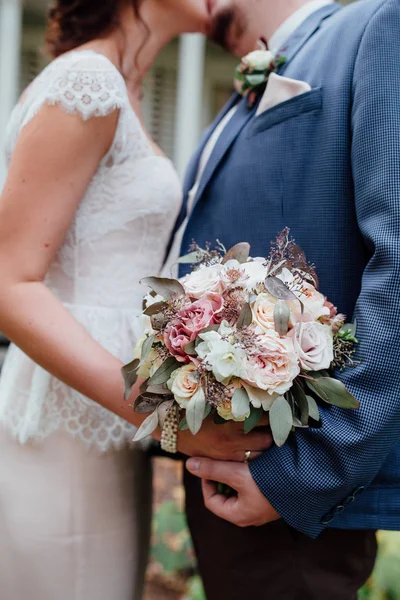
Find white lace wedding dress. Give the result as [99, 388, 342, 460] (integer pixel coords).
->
[0, 50, 182, 600]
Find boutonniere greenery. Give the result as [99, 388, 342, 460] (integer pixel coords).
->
[234, 49, 287, 109]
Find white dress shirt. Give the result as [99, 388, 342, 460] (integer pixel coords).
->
[163, 0, 334, 277]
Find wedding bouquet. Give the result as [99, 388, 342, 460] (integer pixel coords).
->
[123, 229, 359, 451]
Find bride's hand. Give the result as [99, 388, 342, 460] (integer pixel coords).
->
[175, 418, 273, 462]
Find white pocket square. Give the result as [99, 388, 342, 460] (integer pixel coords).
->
[256, 73, 312, 117]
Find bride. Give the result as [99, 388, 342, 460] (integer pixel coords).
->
[0, 0, 271, 598]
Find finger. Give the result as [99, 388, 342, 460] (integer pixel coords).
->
[232, 450, 262, 462]
[186, 457, 246, 489]
[201, 479, 242, 525]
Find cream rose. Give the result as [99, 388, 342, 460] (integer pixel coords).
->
[252, 293, 278, 332]
[181, 264, 224, 299]
[196, 330, 247, 384]
[291, 282, 331, 323]
[243, 50, 274, 70]
[290, 322, 333, 372]
[167, 363, 204, 409]
[137, 348, 164, 380]
[244, 330, 300, 396]
[221, 259, 267, 291]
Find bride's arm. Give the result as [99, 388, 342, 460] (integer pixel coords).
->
[0, 104, 145, 426]
[0, 104, 272, 459]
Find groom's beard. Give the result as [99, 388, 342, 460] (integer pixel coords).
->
[209, 7, 247, 53]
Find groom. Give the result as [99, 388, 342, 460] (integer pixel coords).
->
[167, 0, 400, 598]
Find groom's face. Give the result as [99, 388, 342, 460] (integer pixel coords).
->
[207, 0, 262, 56]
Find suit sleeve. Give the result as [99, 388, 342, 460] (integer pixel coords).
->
[249, 0, 400, 538]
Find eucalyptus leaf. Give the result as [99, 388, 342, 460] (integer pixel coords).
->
[150, 313, 167, 330]
[149, 357, 180, 386]
[139, 379, 149, 394]
[222, 242, 251, 265]
[274, 300, 290, 336]
[137, 335, 155, 370]
[306, 394, 320, 422]
[214, 414, 228, 425]
[231, 388, 251, 419]
[141, 276, 185, 300]
[237, 303, 253, 330]
[265, 276, 299, 304]
[143, 301, 167, 317]
[292, 380, 309, 426]
[121, 359, 139, 401]
[186, 392, 207, 435]
[244, 406, 263, 434]
[179, 416, 189, 431]
[133, 410, 159, 442]
[176, 251, 202, 265]
[305, 377, 360, 409]
[157, 400, 175, 429]
[203, 403, 212, 420]
[269, 396, 293, 447]
[146, 384, 172, 395]
[184, 341, 197, 356]
[133, 394, 161, 415]
[292, 417, 309, 428]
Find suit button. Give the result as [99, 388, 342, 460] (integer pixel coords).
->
[353, 486, 365, 497]
[321, 512, 335, 525]
[344, 495, 356, 505]
[334, 505, 345, 514]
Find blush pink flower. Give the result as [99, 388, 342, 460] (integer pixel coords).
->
[164, 295, 224, 362]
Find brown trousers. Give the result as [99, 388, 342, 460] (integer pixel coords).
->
[184, 470, 377, 600]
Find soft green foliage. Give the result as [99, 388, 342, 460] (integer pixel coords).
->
[151, 500, 195, 575]
[359, 532, 400, 600]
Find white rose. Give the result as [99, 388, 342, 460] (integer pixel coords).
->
[243, 50, 274, 71]
[197, 331, 247, 384]
[290, 322, 333, 371]
[252, 293, 278, 333]
[167, 363, 204, 409]
[221, 259, 267, 291]
[181, 264, 224, 299]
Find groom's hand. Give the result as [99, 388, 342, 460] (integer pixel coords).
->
[186, 457, 280, 527]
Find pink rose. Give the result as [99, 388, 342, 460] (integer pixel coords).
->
[164, 295, 224, 362]
[244, 331, 300, 397]
[289, 322, 333, 371]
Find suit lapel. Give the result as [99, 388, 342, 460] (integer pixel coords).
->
[190, 2, 342, 213]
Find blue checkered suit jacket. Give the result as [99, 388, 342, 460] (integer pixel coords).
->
[174, 0, 400, 538]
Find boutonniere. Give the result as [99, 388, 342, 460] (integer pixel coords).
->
[234, 49, 287, 109]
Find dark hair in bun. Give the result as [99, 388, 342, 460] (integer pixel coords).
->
[45, 0, 142, 58]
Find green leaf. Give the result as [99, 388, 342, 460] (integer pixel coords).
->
[214, 414, 228, 425]
[222, 242, 251, 265]
[184, 341, 197, 356]
[305, 377, 360, 409]
[176, 251, 202, 265]
[136, 334, 155, 370]
[231, 388, 250, 419]
[143, 301, 167, 316]
[149, 357, 181, 386]
[186, 392, 207, 435]
[237, 303, 253, 330]
[157, 400, 175, 429]
[133, 410, 159, 442]
[265, 276, 301, 306]
[292, 380, 309, 426]
[273, 300, 290, 336]
[146, 384, 172, 395]
[141, 276, 185, 300]
[245, 74, 266, 87]
[179, 416, 189, 431]
[203, 403, 212, 421]
[121, 359, 139, 401]
[306, 395, 320, 422]
[244, 406, 263, 434]
[133, 394, 161, 415]
[269, 396, 293, 447]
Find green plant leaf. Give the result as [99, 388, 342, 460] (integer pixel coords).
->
[306, 394, 320, 422]
[203, 403, 212, 420]
[231, 387, 250, 419]
[222, 242, 251, 265]
[245, 74, 266, 87]
[214, 414, 227, 425]
[244, 406, 263, 434]
[305, 377, 360, 409]
[157, 400, 175, 429]
[133, 394, 161, 414]
[143, 301, 167, 316]
[176, 251, 202, 264]
[121, 359, 139, 401]
[141, 276, 185, 300]
[265, 276, 304, 318]
[179, 416, 189, 431]
[237, 303, 253, 329]
[184, 340, 197, 356]
[292, 380, 309, 426]
[136, 334, 155, 370]
[133, 410, 159, 442]
[149, 357, 181, 386]
[269, 396, 293, 447]
[273, 300, 290, 336]
[186, 392, 207, 435]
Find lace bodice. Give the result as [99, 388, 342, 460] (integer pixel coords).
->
[0, 51, 182, 451]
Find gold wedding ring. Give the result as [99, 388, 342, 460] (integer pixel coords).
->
[244, 450, 252, 463]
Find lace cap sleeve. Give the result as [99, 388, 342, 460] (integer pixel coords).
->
[21, 51, 128, 128]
